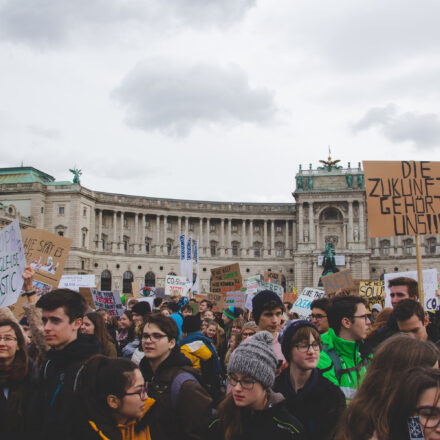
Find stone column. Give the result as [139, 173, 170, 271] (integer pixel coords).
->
[120, 212, 124, 252]
[220, 218, 225, 256]
[271, 220, 275, 254]
[206, 218, 210, 253]
[298, 203, 304, 243]
[178, 217, 182, 236]
[185, 217, 189, 234]
[228, 219, 232, 255]
[141, 215, 146, 253]
[348, 201, 354, 243]
[163, 215, 168, 248]
[156, 215, 161, 255]
[263, 220, 268, 257]
[134, 213, 138, 254]
[112, 211, 117, 252]
[249, 220, 253, 257]
[309, 203, 315, 242]
[98, 209, 102, 250]
[359, 201, 365, 243]
[285, 220, 289, 257]
[241, 220, 246, 257]
[199, 218, 203, 256]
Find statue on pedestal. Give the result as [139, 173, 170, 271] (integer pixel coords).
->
[69, 167, 82, 184]
[318, 242, 339, 286]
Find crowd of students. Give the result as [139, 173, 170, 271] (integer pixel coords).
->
[1, 267, 440, 440]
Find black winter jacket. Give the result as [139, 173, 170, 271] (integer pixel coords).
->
[274, 367, 345, 440]
[139, 346, 213, 440]
[207, 390, 306, 440]
[41, 334, 101, 440]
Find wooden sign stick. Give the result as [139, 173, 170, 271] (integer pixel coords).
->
[415, 235, 425, 307]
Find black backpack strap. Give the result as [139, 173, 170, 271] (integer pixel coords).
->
[322, 344, 343, 382]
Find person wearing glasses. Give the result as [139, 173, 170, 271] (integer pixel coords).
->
[139, 313, 213, 440]
[73, 355, 155, 439]
[310, 298, 330, 334]
[274, 320, 345, 440]
[317, 296, 371, 401]
[0, 318, 43, 440]
[208, 330, 305, 440]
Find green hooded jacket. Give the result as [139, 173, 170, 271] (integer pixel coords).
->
[317, 328, 368, 400]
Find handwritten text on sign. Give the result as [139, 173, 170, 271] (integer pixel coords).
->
[290, 288, 325, 319]
[364, 161, 440, 237]
[0, 220, 26, 307]
[91, 289, 123, 317]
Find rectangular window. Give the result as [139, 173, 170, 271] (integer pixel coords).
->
[276, 246, 283, 257]
[189, 223, 194, 231]
[83, 208, 87, 217]
[254, 247, 261, 257]
[254, 225, 260, 232]
[210, 243, 216, 256]
[58, 206, 65, 215]
[145, 242, 150, 253]
[210, 224, 216, 232]
[276, 226, 282, 233]
[41, 207, 44, 214]
[145, 220, 150, 228]
[123, 218, 128, 227]
[232, 224, 238, 232]
[232, 245, 238, 256]
[167, 223, 172, 231]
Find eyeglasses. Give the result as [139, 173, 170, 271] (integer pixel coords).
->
[142, 332, 168, 342]
[227, 375, 257, 390]
[309, 314, 327, 321]
[0, 336, 17, 344]
[242, 331, 256, 337]
[293, 342, 321, 353]
[124, 383, 148, 399]
[415, 406, 440, 428]
[352, 315, 370, 323]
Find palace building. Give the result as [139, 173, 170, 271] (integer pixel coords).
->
[1, 160, 438, 294]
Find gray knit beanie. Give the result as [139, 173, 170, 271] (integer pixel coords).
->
[227, 330, 277, 389]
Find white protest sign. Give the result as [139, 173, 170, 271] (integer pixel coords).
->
[290, 287, 325, 319]
[318, 255, 346, 266]
[59, 274, 96, 292]
[165, 274, 190, 296]
[245, 277, 284, 310]
[133, 297, 155, 309]
[91, 289, 124, 317]
[0, 220, 27, 307]
[384, 269, 439, 311]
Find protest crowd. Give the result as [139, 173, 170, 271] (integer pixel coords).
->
[1, 263, 440, 440]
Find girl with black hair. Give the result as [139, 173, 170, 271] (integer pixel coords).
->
[74, 354, 155, 440]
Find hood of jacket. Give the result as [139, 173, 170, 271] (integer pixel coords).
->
[139, 346, 192, 381]
[46, 334, 101, 370]
[321, 328, 359, 359]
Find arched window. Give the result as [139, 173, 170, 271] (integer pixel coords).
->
[145, 271, 155, 287]
[232, 241, 240, 257]
[101, 270, 112, 291]
[253, 241, 262, 258]
[210, 240, 217, 256]
[404, 239, 413, 256]
[380, 240, 390, 256]
[320, 207, 342, 221]
[168, 271, 177, 276]
[123, 271, 133, 294]
[427, 237, 437, 255]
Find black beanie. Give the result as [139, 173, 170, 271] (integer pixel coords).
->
[182, 315, 201, 334]
[252, 290, 284, 325]
[278, 319, 318, 361]
[131, 301, 151, 316]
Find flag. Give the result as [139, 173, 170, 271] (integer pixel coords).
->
[186, 236, 192, 284]
[193, 239, 199, 294]
[179, 233, 186, 278]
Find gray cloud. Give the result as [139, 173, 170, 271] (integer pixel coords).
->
[0, 0, 255, 47]
[27, 125, 62, 140]
[112, 60, 277, 137]
[352, 104, 440, 149]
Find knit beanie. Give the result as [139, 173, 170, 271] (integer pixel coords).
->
[222, 306, 242, 321]
[278, 319, 318, 361]
[242, 321, 259, 333]
[182, 315, 201, 334]
[252, 290, 284, 325]
[131, 301, 151, 316]
[227, 330, 277, 389]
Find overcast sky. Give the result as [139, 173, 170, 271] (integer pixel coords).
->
[1, 0, 440, 203]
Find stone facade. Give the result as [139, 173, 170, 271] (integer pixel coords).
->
[0, 164, 439, 294]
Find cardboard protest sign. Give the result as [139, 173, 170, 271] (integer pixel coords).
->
[363, 161, 440, 237]
[384, 269, 438, 311]
[322, 270, 355, 294]
[244, 278, 284, 310]
[22, 227, 72, 291]
[283, 290, 297, 304]
[0, 220, 27, 307]
[79, 287, 95, 309]
[91, 289, 124, 317]
[165, 274, 189, 297]
[207, 292, 226, 311]
[211, 278, 242, 295]
[59, 274, 96, 292]
[290, 288, 325, 319]
[225, 291, 246, 309]
[359, 280, 385, 312]
[264, 271, 282, 285]
[211, 263, 241, 281]
[131, 282, 141, 298]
